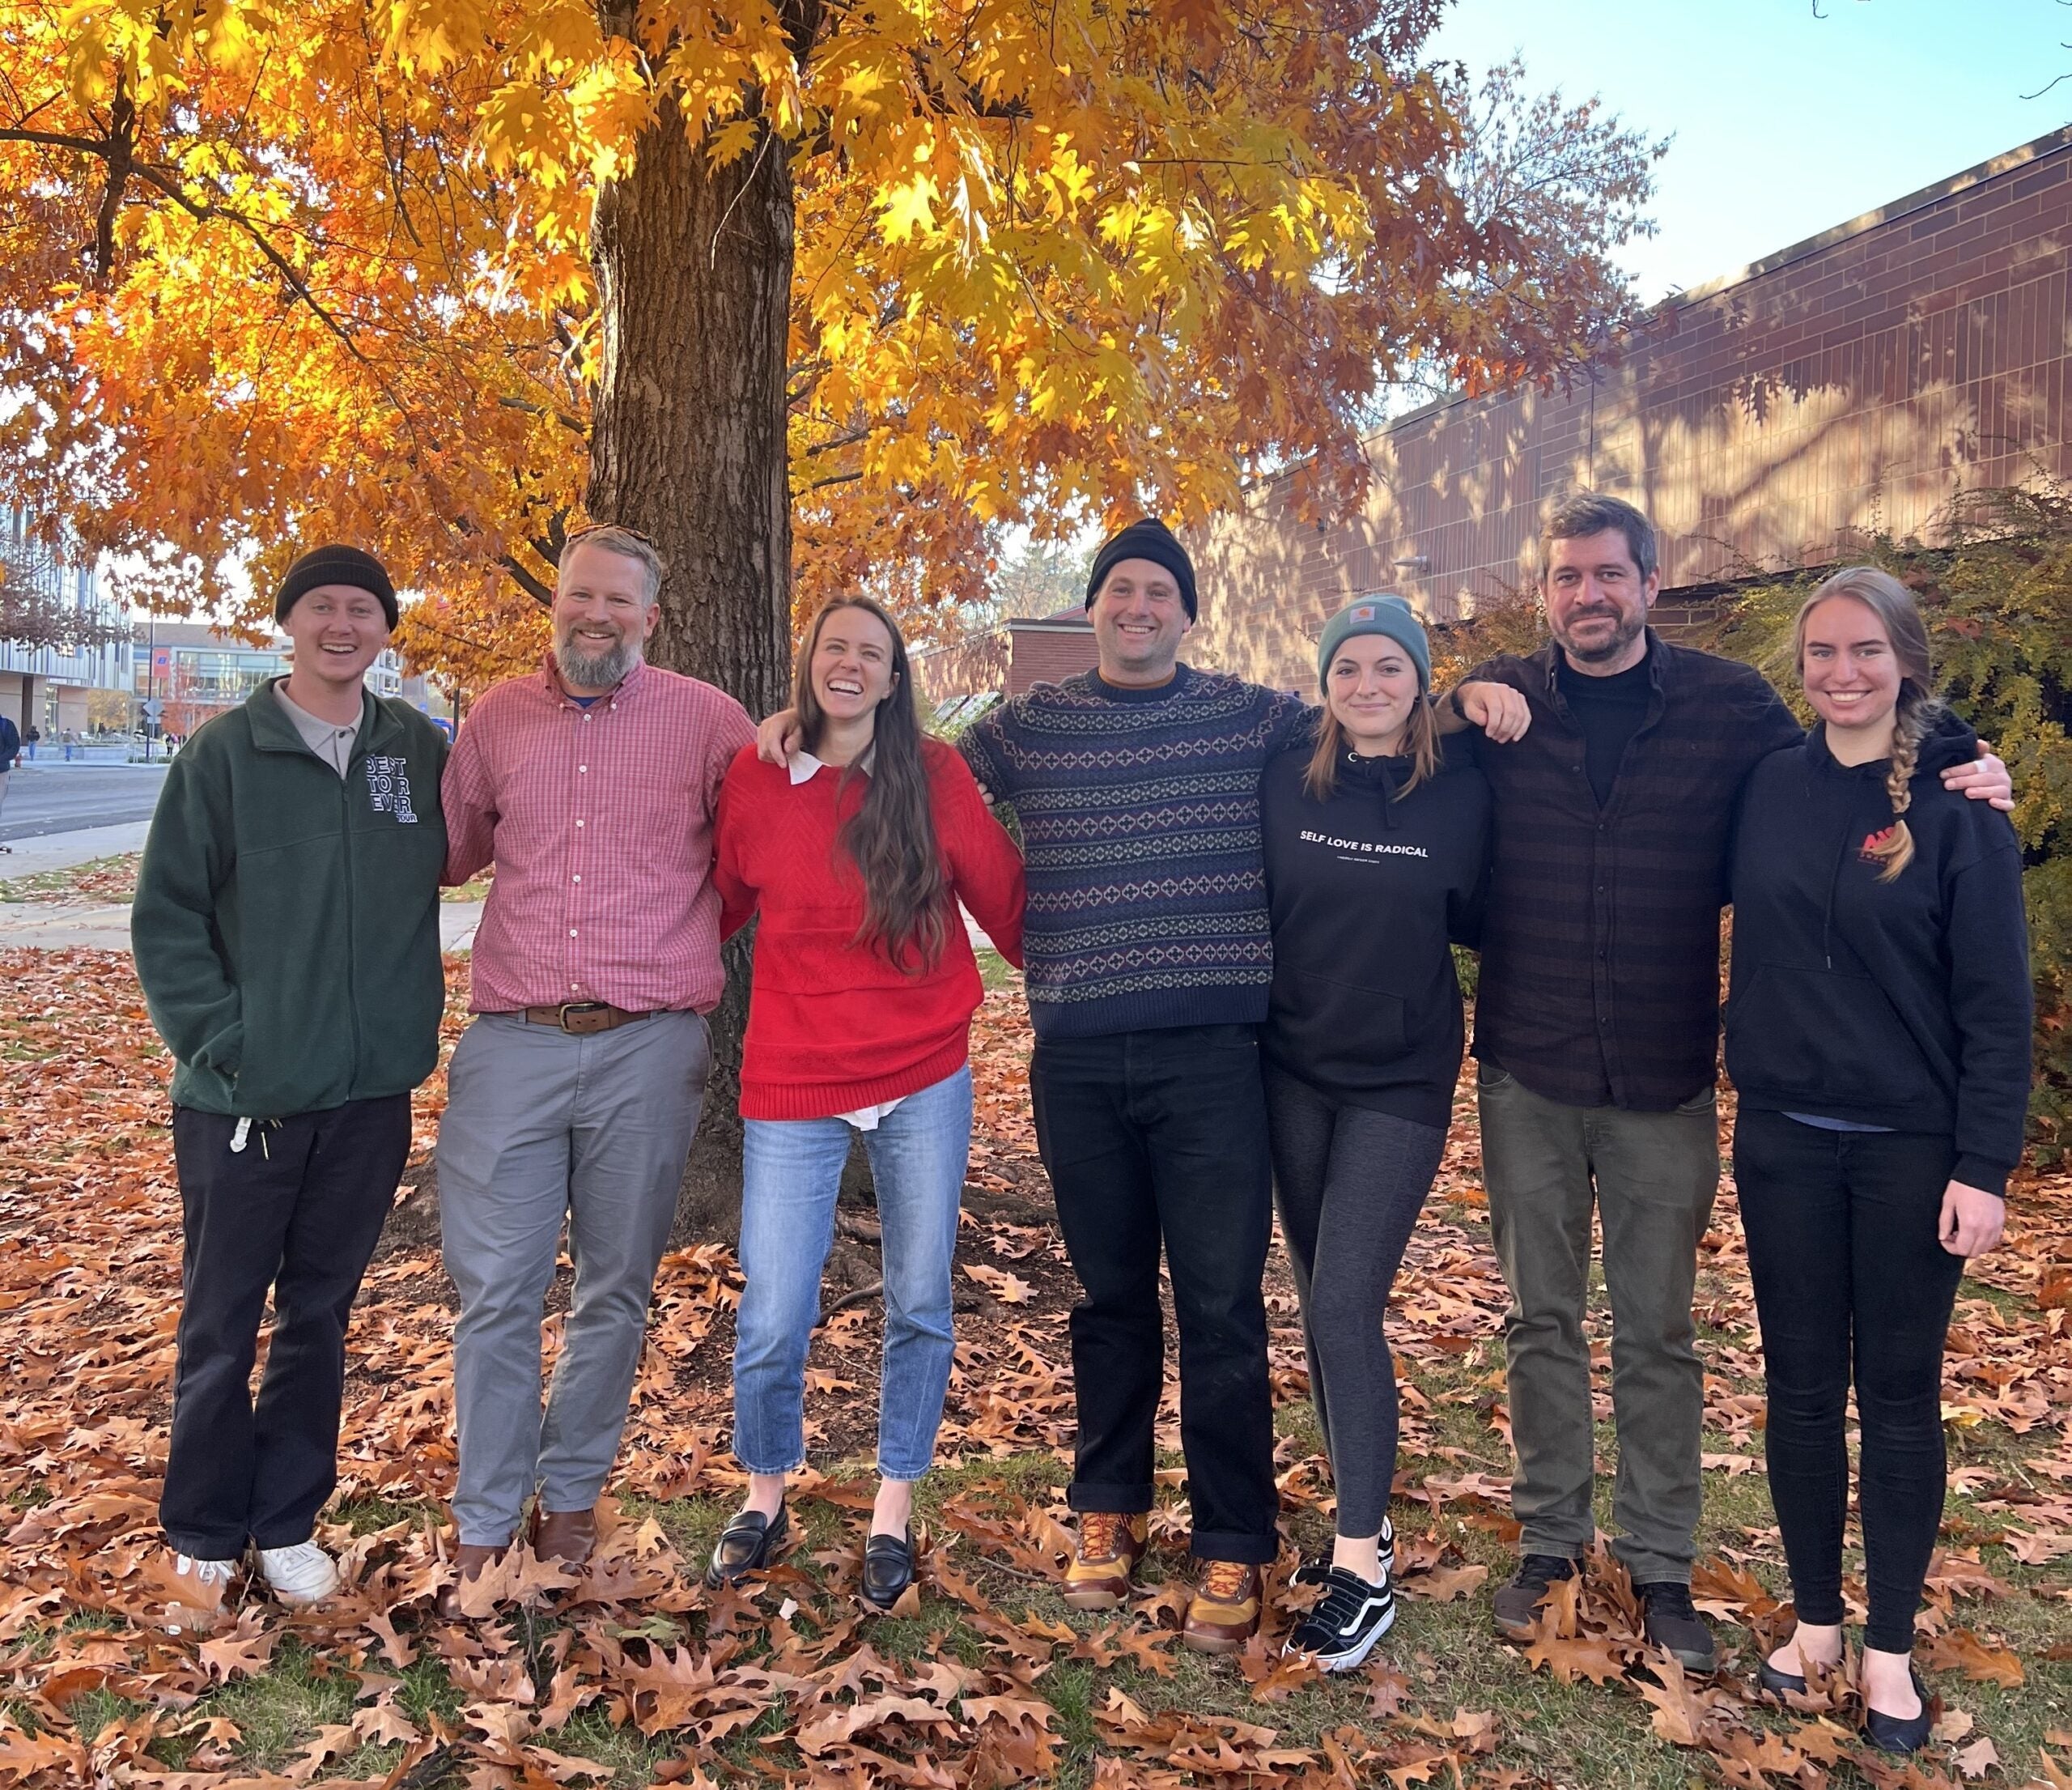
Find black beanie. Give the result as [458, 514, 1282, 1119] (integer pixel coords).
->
[275, 545, 398, 630]
[1085, 517, 1197, 621]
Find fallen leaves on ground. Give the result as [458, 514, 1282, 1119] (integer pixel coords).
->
[0, 950, 2066, 1788]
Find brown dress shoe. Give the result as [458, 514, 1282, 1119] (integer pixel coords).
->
[531, 1506, 597, 1567]
[1182, 1560, 1263, 1655]
[434, 1542, 506, 1620]
[1063, 1511, 1149, 1611]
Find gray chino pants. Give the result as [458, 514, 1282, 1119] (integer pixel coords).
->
[437, 1010, 711, 1546]
[1477, 1062, 1719, 1587]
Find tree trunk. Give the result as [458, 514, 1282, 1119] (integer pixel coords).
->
[585, 34, 810, 1237]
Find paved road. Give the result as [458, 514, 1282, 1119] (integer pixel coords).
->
[0, 763, 169, 844]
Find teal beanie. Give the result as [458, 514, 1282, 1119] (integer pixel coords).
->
[1315, 594, 1430, 691]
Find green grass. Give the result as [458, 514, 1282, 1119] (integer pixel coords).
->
[47, 1224, 2063, 1785]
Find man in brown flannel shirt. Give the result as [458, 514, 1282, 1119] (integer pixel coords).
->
[1467, 492, 2010, 1671]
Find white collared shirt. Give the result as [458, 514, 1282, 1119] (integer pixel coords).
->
[273, 680, 363, 778]
[787, 742, 877, 785]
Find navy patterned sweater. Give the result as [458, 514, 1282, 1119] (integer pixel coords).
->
[959, 665, 1307, 1040]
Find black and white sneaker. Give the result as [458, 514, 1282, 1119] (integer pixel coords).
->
[1284, 1563, 1396, 1671]
[1291, 1514, 1395, 1589]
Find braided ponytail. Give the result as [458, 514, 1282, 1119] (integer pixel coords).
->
[1864, 683, 1943, 882]
[1793, 566, 1941, 885]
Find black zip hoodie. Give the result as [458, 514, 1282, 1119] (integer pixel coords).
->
[1261, 729, 1492, 1129]
[1725, 712, 2031, 1194]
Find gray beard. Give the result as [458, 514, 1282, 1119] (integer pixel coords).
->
[554, 634, 641, 690]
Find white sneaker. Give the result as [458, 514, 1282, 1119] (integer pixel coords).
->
[167, 1554, 237, 1633]
[257, 1540, 340, 1607]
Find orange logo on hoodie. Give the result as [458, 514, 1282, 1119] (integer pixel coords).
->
[1860, 825, 1896, 863]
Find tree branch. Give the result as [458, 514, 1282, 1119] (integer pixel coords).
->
[497, 552, 555, 606]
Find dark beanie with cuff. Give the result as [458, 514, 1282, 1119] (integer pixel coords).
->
[1085, 518, 1198, 621]
[275, 546, 398, 630]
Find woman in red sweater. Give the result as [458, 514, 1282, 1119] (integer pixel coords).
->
[707, 594, 1025, 1609]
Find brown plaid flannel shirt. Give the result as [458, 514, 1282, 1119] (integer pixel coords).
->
[1468, 632, 1803, 1111]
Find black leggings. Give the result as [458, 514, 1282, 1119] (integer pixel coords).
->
[1264, 1068, 1446, 1539]
[1734, 1109, 1965, 1653]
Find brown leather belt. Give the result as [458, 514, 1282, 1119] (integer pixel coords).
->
[523, 1001, 654, 1035]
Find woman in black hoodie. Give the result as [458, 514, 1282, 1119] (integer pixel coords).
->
[1262, 596, 1491, 1671]
[1726, 567, 2030, 1752]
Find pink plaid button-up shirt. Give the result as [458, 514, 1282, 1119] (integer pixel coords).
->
[444, 657, 755, 1014]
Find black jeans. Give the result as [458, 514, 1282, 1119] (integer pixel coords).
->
[1264, 1069, 1446, 1538]
[1030, 1023, 1278, 1563]
[1734, 1108, 1965, 1653]
[161, 1095, 412, 1558]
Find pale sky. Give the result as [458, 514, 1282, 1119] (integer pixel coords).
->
[1428, 0, 2072, 301]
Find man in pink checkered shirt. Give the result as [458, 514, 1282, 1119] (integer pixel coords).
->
[434, 525, 754, 1613]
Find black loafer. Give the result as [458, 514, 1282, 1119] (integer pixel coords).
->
[1862, 1665, 1934, 1755]
[860, 1526, 914, 1610]
[706, 1503, 788, 1588]
[1756, 1658, 1808, 1698]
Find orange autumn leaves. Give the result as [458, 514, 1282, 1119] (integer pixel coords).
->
[0, 2, 1655, 686]
[4, 949, 2072, 1787]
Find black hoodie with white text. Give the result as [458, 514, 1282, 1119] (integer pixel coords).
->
[1261, 728, 1492, 1129]
[1725, 713, 2031, 1195]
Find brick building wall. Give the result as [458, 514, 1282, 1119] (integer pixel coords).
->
[1004, 611, 1098, 695]
[911, 627, 1009, 708]
[1185, 126, 2072, 693]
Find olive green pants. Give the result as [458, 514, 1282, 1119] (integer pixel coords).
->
[1477, 1062, 1720, 1588]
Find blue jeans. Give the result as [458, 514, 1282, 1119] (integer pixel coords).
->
[732, 1065, 974, 1482]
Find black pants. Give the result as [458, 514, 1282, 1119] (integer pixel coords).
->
[1734, 1108, 1964, 1653]
[161, 1095, 412, 1558]
[1030, 1023, 1278, 1563]
[1264, 1069, 1446, 1538]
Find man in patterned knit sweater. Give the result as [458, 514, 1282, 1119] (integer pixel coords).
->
[766, 519, 1522, 1648]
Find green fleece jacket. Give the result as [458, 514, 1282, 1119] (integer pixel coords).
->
[133, 682, 450, 1117]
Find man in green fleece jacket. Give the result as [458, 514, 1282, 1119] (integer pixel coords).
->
[132, 545, 448, 1628]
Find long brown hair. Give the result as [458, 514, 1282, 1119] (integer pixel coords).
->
[794, 594, 950, 968]
[1792, 566, 1942, 882]
[1303, 679, 1441, 802]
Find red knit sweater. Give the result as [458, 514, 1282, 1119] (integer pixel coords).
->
[712, 738, 1026, 1120]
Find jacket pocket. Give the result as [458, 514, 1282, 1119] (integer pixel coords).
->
[1725, 963, 1937, 1109]
[1268, 970, 1409, 1084]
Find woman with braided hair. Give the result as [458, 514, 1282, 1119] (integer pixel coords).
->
[1724, 567, 2031, 1753]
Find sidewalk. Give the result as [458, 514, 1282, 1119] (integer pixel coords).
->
[11, 747, 159, 767]
[0, 821, 153, 878]
[0, 899, 487, 953]
[0, 897, 1005, 957]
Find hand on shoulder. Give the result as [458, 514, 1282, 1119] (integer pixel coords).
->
[1940, 742, 2015, 812]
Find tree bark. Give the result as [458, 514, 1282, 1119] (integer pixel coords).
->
[585, 21, 816, 1235]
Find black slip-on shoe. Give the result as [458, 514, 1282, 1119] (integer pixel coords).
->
[1862, 1665, 1934, 1755]
[1756, 1658, 1808, 1698]
[706, 1503, 789, 1588]
[1636, 1581, 1717, 1674]
[860, 1526, 914, 1610]
[1492, 1554, 1578, 1640]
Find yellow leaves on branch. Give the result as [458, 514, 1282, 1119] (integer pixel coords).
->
[2, 0, 1652, 684]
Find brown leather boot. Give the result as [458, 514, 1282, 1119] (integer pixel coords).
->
[531, 1506, 597, 1567]
[434, 1543, 506, 1620]
[1182, 1560, 1263, 1654]
[1063, 1511, 1149, 1611]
